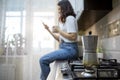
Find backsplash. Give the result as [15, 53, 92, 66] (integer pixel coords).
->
[104, 19, 120, 38]
[84, 2, 120, 62]
[101, 36, 120, 62]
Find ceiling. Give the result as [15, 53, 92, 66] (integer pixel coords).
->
[77, 0, 112, 31]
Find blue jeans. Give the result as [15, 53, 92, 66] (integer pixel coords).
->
[39, 42, 78, 80]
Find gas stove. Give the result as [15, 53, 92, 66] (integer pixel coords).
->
[60, 58, 120, 80]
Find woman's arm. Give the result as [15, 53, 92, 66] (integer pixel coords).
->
[59, 29, 77, 41]
[42, 22, 60, 42]
[58, 16, 78, 41]
[47, 28, 60, 42]
[52, 25, 77, 41]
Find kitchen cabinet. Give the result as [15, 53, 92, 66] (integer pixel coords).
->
[77, 0, 112, 31]
[69, 0, 84, 20]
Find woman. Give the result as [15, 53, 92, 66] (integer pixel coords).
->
[40, 0, 78, 80]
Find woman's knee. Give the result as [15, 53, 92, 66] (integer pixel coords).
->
[39, 56, 50, 65]
[39, 56, 45, 64]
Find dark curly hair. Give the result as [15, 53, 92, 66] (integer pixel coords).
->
[58, 0, 76, 23]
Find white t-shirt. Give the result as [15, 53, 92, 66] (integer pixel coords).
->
[59, 16, 78, 42]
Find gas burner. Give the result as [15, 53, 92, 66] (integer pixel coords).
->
[61, 58, 120, 79]
[81, 69, 96, 77]
[99, 58, 118, 66]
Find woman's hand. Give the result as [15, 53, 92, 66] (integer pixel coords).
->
[52, 26, 59, 33]
[42, 22, 60, 41]
[42, 22, 49, 30]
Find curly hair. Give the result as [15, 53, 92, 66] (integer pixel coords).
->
[58, 0, 76, 23]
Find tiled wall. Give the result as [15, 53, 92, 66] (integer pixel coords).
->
[113, 0, 120, 8]
[101, 36, 120, 62]
[84, 1, 120, 62]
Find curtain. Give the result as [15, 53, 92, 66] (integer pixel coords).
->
[0, 0, 57, 80]
[0, 0, 57, 55]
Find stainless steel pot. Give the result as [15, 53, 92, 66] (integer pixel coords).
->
[82, 35, 98, 67]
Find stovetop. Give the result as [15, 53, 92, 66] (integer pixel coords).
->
[60, 58, 120, 80]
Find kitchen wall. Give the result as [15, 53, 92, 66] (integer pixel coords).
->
[84, 0, 120, 62]
[113, 0, 120, 8]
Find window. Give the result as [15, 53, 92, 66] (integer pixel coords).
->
[33, 12, 55, 53]
[5, 11, 25, 55]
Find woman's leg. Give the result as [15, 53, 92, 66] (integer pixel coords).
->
[39, 43, 78, 80]
[39, 48, 77, 80]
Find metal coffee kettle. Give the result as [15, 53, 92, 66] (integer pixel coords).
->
[82, 35, 98, 68]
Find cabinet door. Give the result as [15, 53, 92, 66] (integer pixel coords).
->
[58, 0, 84, 20]
[69, 0, 84, 20]
[69, 0, 76, 11]
[75, 0, 84, 20]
